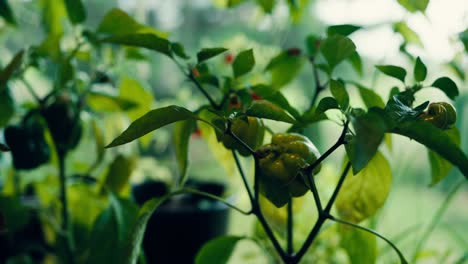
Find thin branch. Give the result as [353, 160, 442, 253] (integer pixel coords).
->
[183, 188, 252, 215]
[19, 77, 42, 104]
[287, 198, 294, 255]
[187, 71, 221, 110]
[305, 172, 323, 214]
[232, 150, 255, 203]
[309, 58, 326, 108]
[330, 216, 409, 264]
[324, 162, 351, 214]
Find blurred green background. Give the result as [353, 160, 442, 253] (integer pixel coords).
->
[1, 0, 467, 263]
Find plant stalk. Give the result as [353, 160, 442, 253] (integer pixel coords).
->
[58, 151, 75, 264]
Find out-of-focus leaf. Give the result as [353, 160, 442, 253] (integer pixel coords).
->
[348, 51, 363, 76]
[327, 24, 361, 36]
[171, 42, 190, 59]
[0, 0, 16, 24]
[64, 0, 86, 24]
[265, 50, 305, 89]
[119, 78, 154, 147]
[447, 61, 465, 81]
[97, 8, 167, 38]
[414, 57, 427, 82]
[105, 105, 198, 148]
[195, 236, 245, 264]
[40, 0, 67, 35]
[336, 152, 392, 223]
[391, 120, 468, 179]
[197, 48, 227, 63]
[100, 34, 172, 58]
[0, 143, 10, 152]
[330, 79, 349, 109]
[431, 77, 459, 100]
[174, 119, 196, 185]
[315, 96, 339, 114]
[86, 195, 139, 264]
[376, 65, 407, 83]
[459, 28, 468, 52]
[256, 0, 275, 13]
[102, 154, 137, 194]
[87, 92, 139, 112]
[305, 34, 320, 57]
[340, 225, 377, 264]
[0, 49, 24, 89]
[0, 195, 30, 233]
[232, 49, 255, 78]
[397, 0, 429, 13]
[393, 22, 423, 47]
[227, 0, 248, 7]
[0, 88, 14, 127]
[246, 100, 296, 123]
[320, 35, 356, 71]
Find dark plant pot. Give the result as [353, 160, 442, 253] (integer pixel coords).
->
[132, 180, 230, 264]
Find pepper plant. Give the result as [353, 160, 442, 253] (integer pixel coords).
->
[1, 1, 468, 264]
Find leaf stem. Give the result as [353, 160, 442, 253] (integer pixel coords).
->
[309, 58, 326, 108]
[183, 188, 252, 215]
[187, 71, 221, 110]
[287, 198, 294, 255]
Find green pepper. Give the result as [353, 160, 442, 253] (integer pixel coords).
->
[4, 119, 50, 170]
[42, 94, 82, 153]
[256, 133, 321, 207]
[419, 102, 456, 129]
[221, 116, 264, 156]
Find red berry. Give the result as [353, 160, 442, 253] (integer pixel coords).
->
[251, 92, 262, 101]
[191, 68, 200, 78]
[287, 48, 301, 56]
[225, 53, 234, 64]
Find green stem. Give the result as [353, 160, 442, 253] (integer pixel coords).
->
[287, 198, 294, 255]
[411, 180, 464, 263]
[187, 71, 221, 110]
[183, 188, 251, 215]
[309, 58, 325, 108]
[306, 172, 322, 214]
[58, 151, 75, 264]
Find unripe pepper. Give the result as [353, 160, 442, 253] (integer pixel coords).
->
[256, 133, 321, 207]
[222, 117, 264, 156]
[4, 119, 50, 170]
[419, 102, 456, 129]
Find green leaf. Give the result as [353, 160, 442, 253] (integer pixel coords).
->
[174, 119, 196, 185]
[101, 33, 173, 58]
[171, 42, 190, 59]
[305, 34, 320, 56]
[0, 49, 24, 89]
[197, 48, 228, 63]
[431, 77, 459, 100]
[246, 100, 296, 124]
[414, 57, 427, 82]
[0, 195, 31, 233]
[227, 0, 248, 7]
[97, 8, 167, 38]
[390, 120, 468, 179]
[102, 154, 137, 194]
[105, 105, 198, 148]
[251, 84, 301, 119]
[346, 108, 388, 174]
[86, 92, 139, 112]
[232, 49, 255, 78]
[0, 88, 14, 127]
[340, 226, 377, 264]
[327, 24, 361, 36]
[330, 79, 349, 109]
[0, 0, 16, 24]
[397, 0, 429, 13]
[459, 28, 468, 52]
[86, 195, 139, 264]
[64, 0, 86, 24]
[348, 51, 363, 76]
[354, 83, 385, 109]
[336, 152, 392, 223]
[256, 0, 276, 13]
[195, 236, 245, 264]
[393, 22, 423, 47]
[265, 50, 305, 89]
[40, 0, 67, 35]
[320, 35, 356, 70]
[376, 65, 407, 83]
[316, 96, 339, 114]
